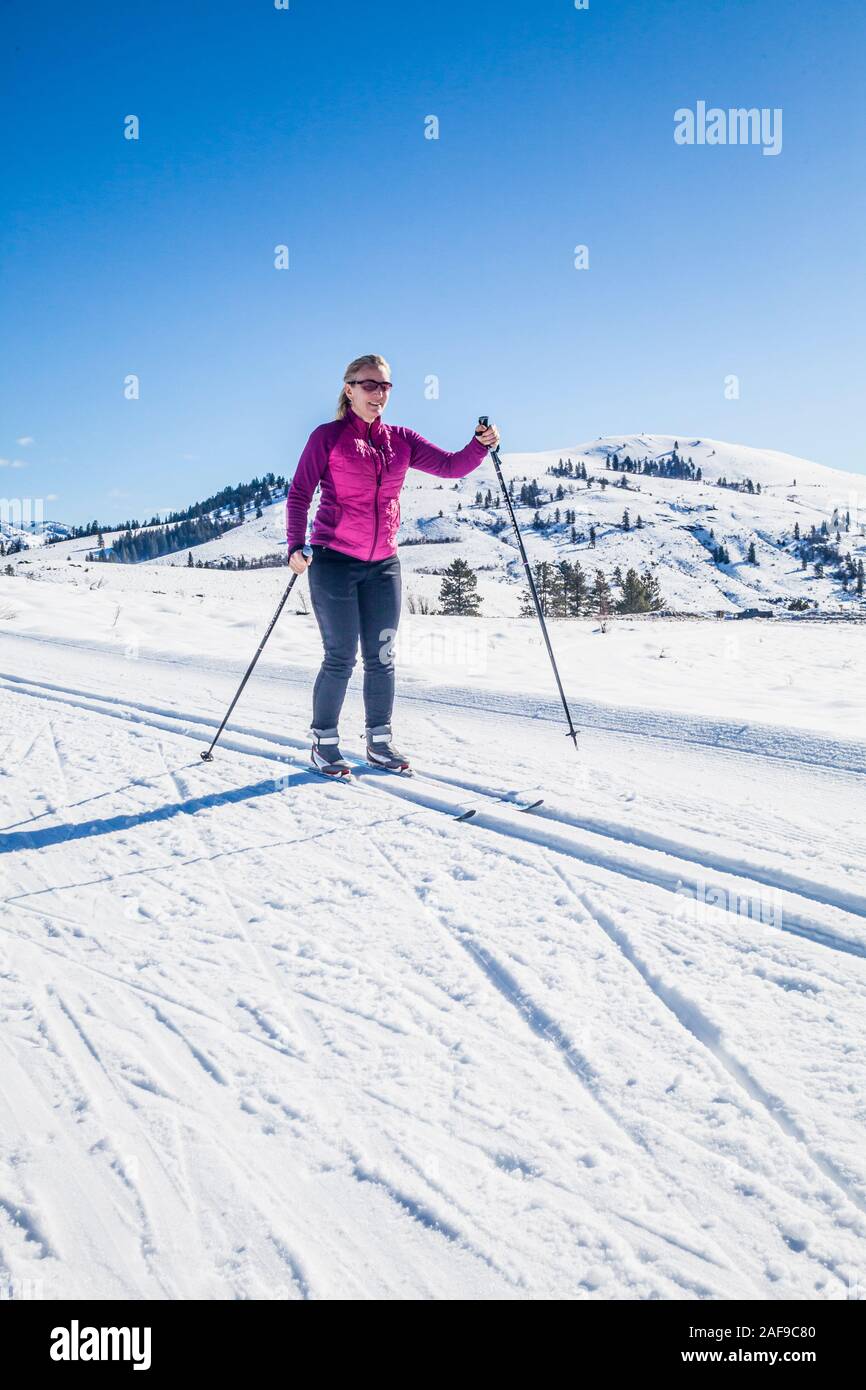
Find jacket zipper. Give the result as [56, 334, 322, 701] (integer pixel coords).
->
[366, 421, 384, 562]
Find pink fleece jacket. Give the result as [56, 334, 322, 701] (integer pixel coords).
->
[286, 407, 489, 562]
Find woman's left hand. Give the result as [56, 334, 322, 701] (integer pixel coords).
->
[474, 421, 500, 450]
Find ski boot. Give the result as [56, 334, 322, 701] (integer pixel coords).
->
[310, 727, 352, 778]
[365, 724, 411, 774]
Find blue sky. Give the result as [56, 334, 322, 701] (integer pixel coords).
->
[2, 0, 864, 527]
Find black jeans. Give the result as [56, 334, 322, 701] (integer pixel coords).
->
[307, 544, 402, 733]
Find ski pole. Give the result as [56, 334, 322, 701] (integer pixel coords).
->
[200, 545, 313, 762]
[479, 416, 579, 751]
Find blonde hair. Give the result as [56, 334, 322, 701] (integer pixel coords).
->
[336, 354, 391, 419]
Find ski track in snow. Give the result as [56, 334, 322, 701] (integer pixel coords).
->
[1, 630, 865, 1300]
[2, 669, 863, 961]
[5, 629, 866, 776]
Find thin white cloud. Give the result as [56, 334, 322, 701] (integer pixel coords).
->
[0, 458, 28, 469]
[16, 436, 34, 446]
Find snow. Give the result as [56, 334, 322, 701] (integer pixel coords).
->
[2, 543, 865, 1300]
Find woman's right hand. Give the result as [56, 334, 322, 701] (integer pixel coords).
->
[289, 548, 312, 574]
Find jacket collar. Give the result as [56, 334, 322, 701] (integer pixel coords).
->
[344, 405, 384, 440]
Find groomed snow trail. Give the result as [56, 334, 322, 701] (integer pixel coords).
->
[1, 628, 865, 1300]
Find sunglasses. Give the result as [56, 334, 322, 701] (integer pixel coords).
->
[347, 379, 393, 393]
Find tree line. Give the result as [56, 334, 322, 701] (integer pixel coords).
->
[87, 514, 235, 563]
[435, 558, 664, 617]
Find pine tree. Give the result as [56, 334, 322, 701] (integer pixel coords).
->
[747, 541, 757, 564]
[592, 569, 613, 620]
[622, 509, 630, 531]
[617, 568, 647, 613]
[554, 559, 588, 617]
[438, 558, 482, 615]
[519, 561, 556, 617]
[640, 566, 664, 611]
[187, 551, 194, 567]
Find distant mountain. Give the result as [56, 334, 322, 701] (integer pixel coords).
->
[0, 518, 73, 551]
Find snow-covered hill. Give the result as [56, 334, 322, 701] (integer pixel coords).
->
[6, 436, 866, 616]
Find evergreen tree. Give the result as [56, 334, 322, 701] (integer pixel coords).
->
[616, 567, 664, 614]
[622, 509, 630, 531]
[519, 561, 556, 617]
[640, 566, 664, 611]
[591, 569, 613, 619]
[617, 568, 647, 613]
[554, 559, 588, 617]
[438, 558, 482, 615]
[747, 541, 757, 564]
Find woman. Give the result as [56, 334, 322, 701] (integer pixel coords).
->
[286, 354, 499, 777]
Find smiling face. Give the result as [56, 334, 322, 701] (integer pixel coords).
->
[344, 365, 392, 423]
